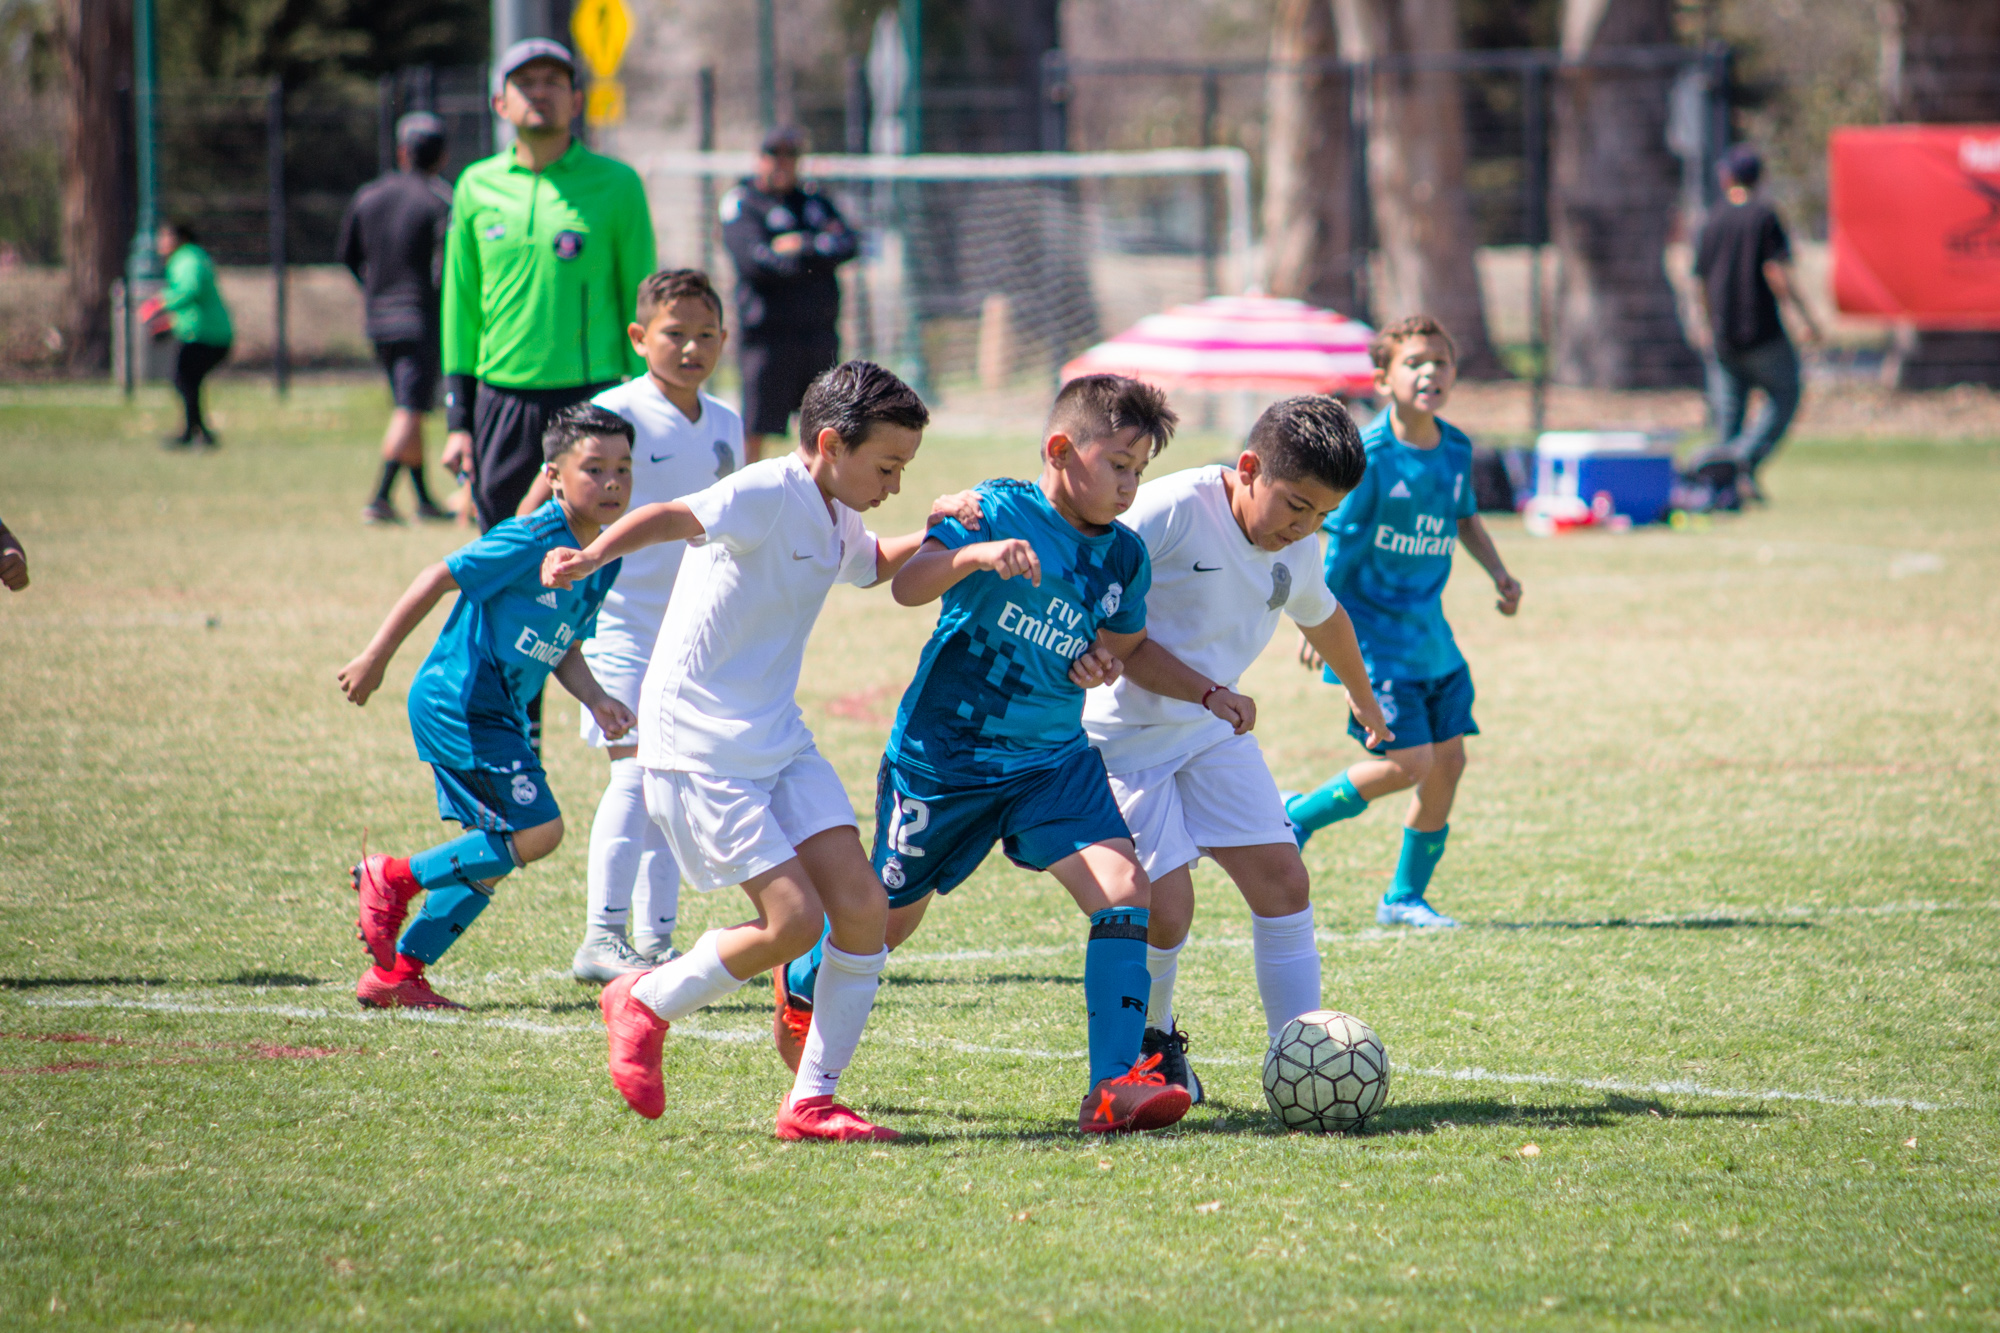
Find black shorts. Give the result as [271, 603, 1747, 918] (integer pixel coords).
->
[468, 380, 611, 532]
[374, 340, 440, 412]
[740, 333, 839, 437]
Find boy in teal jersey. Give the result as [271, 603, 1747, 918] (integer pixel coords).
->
[779, 376, 1257, 1134]
[1286, 316, 1523, 929]
[336, 404, 638, 1008]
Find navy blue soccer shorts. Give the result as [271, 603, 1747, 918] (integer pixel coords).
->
[429, 718, 562, 833]
[871, 747, 1132, 910]
[1347, 664, 1480, 755]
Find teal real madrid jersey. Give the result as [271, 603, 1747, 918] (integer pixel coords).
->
[1322, 412, 1478, 683]
[887, 479, 1151, 782]
[407, 500, 621, 771]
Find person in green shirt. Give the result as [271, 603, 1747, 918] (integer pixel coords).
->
[439, 39, 656, 534]
[157, 219, 233, 449]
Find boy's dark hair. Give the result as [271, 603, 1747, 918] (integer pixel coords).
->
[798, 360, 930, 449]
[543, 402, 635, 463]
[635, 268, 725, 326]
[1047, 374, 1178, 458]
[1246, 395, 1366, 492]
[1368, 314, 1457, 372]
[1721, 143, 1762, 188]
[408, 135, 446, 172]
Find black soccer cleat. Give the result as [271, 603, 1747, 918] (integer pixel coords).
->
[1141, 1023, 1203, 1106]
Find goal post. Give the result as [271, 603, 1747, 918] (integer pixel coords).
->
[633, 147, 1254, 398]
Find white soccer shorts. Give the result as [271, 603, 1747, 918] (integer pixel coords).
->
[578, 622, 653, 748]
[641, 747, 856, 893]
[1106, 731, 1296, 879]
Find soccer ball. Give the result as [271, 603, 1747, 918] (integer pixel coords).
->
[1262, 1010, 1389, 1133]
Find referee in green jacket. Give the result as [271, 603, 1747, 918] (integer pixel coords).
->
[439, 38, 655, 532]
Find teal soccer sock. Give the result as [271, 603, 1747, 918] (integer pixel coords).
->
[1083, 907, 1151, 1088]
[408, 830, 518, 892]
[396, 882, 491, 964]
[783, 919, 834, 1007]
[1288, 773, 1369, 835]
[1388, 825, 1450, 904]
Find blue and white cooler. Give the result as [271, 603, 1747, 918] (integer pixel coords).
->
[1533, 431, 1676, 525]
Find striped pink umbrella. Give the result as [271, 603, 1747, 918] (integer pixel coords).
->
[1061, 294, 1377, 396]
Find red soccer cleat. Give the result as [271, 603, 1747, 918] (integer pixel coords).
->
[772, 969, 811, 1074]
[775, 1093, 901, 1142]
[353, 853, 421, 970]
[354, 956, 464, 1010]
[1077, 1052, 1192, 1135]
[601, 971, 671, 1120]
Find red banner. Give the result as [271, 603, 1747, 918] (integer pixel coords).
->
[1830, 125, 2000, 327]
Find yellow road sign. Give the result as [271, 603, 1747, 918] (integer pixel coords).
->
[570, 0, 631, 80]
[585, 79, 626, 126]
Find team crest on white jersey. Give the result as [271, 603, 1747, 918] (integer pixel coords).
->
[510, 774, 539, 806]
[1389, 480, 1412, 499]
[536, 590, 559, 608]
[1268, 562, 1292, 610]
[1098, 582, 1123, 618]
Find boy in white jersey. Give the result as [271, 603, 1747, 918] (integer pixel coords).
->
[1082, 396, 1391, 1098]
[544, 270, 744, 983]
[543, 361, 974, 1142]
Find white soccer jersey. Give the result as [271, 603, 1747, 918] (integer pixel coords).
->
[1084, 464, 1341, 774]
[638, 453, 880, 779]
[590, 378, 745, 632]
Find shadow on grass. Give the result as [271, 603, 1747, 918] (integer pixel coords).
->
[0, 972, 328, 990]
[882, 973, 1083, 988]
[1365, 1094, 1766, 1136]
[1486, 917, 1815, 932]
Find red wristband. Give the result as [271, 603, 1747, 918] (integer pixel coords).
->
[1200, 683, 1224, 708]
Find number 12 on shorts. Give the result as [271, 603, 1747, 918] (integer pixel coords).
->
[887, 794, 930, 857]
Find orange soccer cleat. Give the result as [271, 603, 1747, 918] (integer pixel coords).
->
[600, 972, 671, 1120]
[775, 1093, 901, 1142]
[352, 853, 421, 970]
[355, 956, 464, 1011]
[1077, 1052, 1191, 1135]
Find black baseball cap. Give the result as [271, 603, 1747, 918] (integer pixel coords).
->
[493, 38, 576, 93]
[760, 126, 808, 156]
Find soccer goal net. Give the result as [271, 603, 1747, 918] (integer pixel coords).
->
[634, 148, 1252, 398]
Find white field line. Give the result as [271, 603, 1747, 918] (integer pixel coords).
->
[12, 995, 1948, 1111]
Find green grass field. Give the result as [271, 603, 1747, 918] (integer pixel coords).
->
[2, 379, 1997, 1331]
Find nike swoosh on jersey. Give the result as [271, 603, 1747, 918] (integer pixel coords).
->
[1192, 562, 1221, 573]
[791, 551, 813, 561]
[650, 453, 672, 463]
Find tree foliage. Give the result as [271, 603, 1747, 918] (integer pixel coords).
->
[156, 0, 487, 85]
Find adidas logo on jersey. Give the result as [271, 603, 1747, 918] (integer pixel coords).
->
[1388, 480, 1412, 498]
[536, 591, 560, 608]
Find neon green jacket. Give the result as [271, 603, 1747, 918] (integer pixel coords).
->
[162, 243, 233, 347]
[442, 140, 655, 389]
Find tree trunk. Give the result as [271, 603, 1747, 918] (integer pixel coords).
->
[1262, 0, 1358, 313]
[1332, 0, 1505, 377]
[1878, 0, 2000, 389]
[60, 0, 131, 374]
[1548, 0, 1700, 388]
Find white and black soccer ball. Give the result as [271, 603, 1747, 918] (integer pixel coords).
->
[1262, 1010, 1389, 1133]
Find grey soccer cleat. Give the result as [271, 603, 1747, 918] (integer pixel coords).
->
[571, 929, 657, 984]
[1141, 1023, 1204, 1105]
[634, 935, 680, 966]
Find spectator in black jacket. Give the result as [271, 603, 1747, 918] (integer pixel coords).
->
[720, 126, 858, 462]
[338, 112, 455, 524]
[1691, 145, 1822, 505]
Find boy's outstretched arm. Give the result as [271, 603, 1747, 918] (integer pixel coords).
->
[1299, 606, 1393, 750]
[552, 644, 636, 741]
[870, 490, 985, 586]
[1097, 628, 1256, 735]
[338, 561, 457, 706]
[1456, 515, 1523, 615]
[544, 501, 706, 588]
[891, 535, 1041, 606]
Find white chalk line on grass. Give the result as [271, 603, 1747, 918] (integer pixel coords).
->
[12, 995, 1948, 1111]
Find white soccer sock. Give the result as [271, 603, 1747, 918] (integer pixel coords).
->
[585, 758, 648, 935]
[1251, 906, 1322, 1043]
[1145, 941, 1184, 1031]
[631, 930, 744, 1022]
[630, 815, 681, 949]
[790, 942, 887, 1102]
